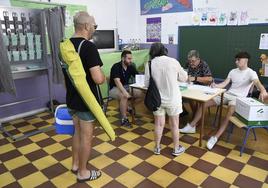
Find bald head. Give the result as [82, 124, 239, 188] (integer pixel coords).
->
[73, 11, 95, 31]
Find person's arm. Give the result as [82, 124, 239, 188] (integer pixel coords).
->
[114, 78, 131, 98]
[189, 76, 213, 85]
[144, 62, 150, 88]
[177, 61, 188, 82]
[253, 79, 268, 101]
[89, 66, 105, 84]
[211, 78, 231, 89]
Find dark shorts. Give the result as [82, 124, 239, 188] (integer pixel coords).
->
[68, 108, 96, 122]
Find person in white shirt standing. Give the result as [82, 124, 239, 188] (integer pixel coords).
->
[145, 43, 188, 156]
[180, 51, 268, 150]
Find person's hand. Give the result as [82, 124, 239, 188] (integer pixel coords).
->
[188, 76, 195, 82]
[123, 91, 131, 99]
[259, 91, 268, 102]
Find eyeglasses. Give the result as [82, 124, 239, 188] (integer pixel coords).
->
[93, 24, 98, 29]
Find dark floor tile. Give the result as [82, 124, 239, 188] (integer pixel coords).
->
[210, 144, 231, 156]
[168, 177, 197, 188]
[185, 146, 207, 158]
[92, 137, 104, 147]
[201, 176, 230, 188]
[40, 114, 54, 120]
[52, 149, 72, 161]
[219, 158, 245, 173]
[0, 150, 22, 162]
[132, 161, 158, 177]
[114, 127, 128, 136]
[135, 179, 162, 188]
[10, 163, 38, 179]
[102, 180, 127, 188]
[0, 163, 8, 174]
[35, 181, 57, 188]
[162, 127, 170, 134]
[36, 138, 57, 147]
[234, 146, 255, 155]
[41, 163, 68, 179]
[94, 127, 105, 136]
[90, 149, 102, 160]
[247, 156, 268, 171]
[7, 129, 21, 136]
[46, 129, 56, 137]
[161, 136, 173, 145]
[132, 127, 150, 135]
[180, 135, 198, 145]
[233, 174, 263, 188]
[109, 137, 128, 147]
[160, 147, 175, 159]
[102, 162, 128, 178]
[68, 182, 91, 188]
[134, 119, 146, 126]
[162, 161, 188, 176]
[3, 182, 22, 188]
[12, 138, 33, 148]
[0, 138, 9, 146]
[105, 148, 128, 161]
[192, 159, 217, 174]
[60, 137, 73, 147]
[32, 121, 50, 127]
[23, 115, 37, 121]
[12, 121, 29, 128]
[24, 149, 48, 161]
[132, 147, 153, 160]
[266, 176, 268, 184]
[132, 136, 151, 146]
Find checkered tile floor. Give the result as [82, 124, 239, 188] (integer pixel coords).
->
[0, 106, 268, 188]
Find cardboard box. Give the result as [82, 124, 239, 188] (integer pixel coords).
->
[235, 97, 268, 126]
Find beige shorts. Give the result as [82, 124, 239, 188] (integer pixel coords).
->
[153, 105, 183, 116]
[109, 86, 143, 100]
[213, 92, 237, 106]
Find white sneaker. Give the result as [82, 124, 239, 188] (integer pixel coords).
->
[172, 145, 185, 156]
[179, 123, 196, 134]
[206, 136, 218, 150]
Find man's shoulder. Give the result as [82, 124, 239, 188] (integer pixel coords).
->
[111, 62, 121, 69]
[70, 38, 96, 49]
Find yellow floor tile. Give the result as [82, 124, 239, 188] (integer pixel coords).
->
[142, 131, 154, 140]
[253, 151, 268, 160]
[117, 154, 143, 169]
[90, 155, 114, 169]
[229, 185, 240, 188]
[210, 166, 239, 184]
[201, 152, 225, 165]
[262, 183, 268, 188]
[97, 133, 111, 142]
[0, 144, 16, 154]
[87, 172, 113, 187]
[52, 134, 71, 142]
[107, 116, 118, 123]
[51, 172, 75, 187]
[227, 150, 251, 163]
[9, 119, 24, 124]
[18, 143, 41, 155]
[240, 165, 268, 182]
[43, 143, 66, 154]
[0, 172, 16, 187]
[119, 142, 141, 153]
[120, 132, 140, 141]
[116, 170, 144, 187]
[29, 133, 49, 142]
[17, 125, 36, 132]
[4, 156, 30, 170]
[32, 156, 58, 170]
[143, 142, 156, 151]
[180, 167, 208, 185]
[27, 118, 43, 124]
[141, 123, 154, 131]
[59, 157, 72, 170]
[148, 169, 177, 187]
[45, 119, 54, 124]
[145, 155, 171, 168]
[18, 172, 48, 188]
[93, 142, 116, 154]
[173, 153, 198, 167]
[217, 140, 236, 149]
[3, 125, 15, 131]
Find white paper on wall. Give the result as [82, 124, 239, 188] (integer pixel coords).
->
[259, 33, 268, 50]
[227, 11, 238, 25]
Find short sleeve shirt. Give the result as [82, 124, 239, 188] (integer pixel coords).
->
[186, 60, 212, 85]
[63, 37, 103, 111]
[109, 62, 138, 89]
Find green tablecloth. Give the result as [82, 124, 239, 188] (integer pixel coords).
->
[99, 49, 149, 98]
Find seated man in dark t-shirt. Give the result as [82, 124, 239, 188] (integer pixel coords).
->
[109, 50, 143, 127]
[186, 50, 213, 85]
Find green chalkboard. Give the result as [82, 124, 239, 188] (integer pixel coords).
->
[178, 25, 268, 84]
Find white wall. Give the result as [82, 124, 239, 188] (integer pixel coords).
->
[0, 0, 11, 6]
[137, 0, 268, 44]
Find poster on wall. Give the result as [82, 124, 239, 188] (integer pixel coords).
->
[238, 11, 249, 25]
[227, 11, 238, 25]
[141, 0, 193, 15]
[259, 33, 268, 50]
[146, 17, 161, 42]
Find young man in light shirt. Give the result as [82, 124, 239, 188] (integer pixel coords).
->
[180, 51, 268, 150]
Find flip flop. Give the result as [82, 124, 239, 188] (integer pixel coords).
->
[77, 170, 102, 183]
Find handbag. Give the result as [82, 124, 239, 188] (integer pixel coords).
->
[144, 61, 161, 111]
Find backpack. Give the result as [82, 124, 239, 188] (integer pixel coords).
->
[144, 61, 161, 111]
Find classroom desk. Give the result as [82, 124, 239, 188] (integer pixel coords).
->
[129, 83, 226, 147]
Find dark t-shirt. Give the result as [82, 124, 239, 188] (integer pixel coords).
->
[63, 37, 103, 111]
[109, 62, 138, 89]
[186, 60, 212, 85]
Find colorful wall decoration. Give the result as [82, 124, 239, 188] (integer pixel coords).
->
[146, 17, 161, 42]
[141, 0, 193, 15]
